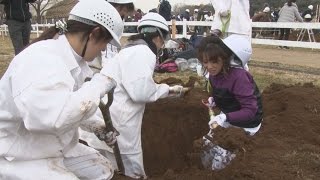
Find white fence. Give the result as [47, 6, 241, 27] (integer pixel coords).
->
[1, 21, 320, 49]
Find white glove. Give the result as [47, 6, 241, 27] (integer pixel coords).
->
[208, 113, 230, 129]
[91, 73, 117, 97]
[168, 85, 184, 97]
[80, 119, 119, 146]
[169, 85, 183, 93]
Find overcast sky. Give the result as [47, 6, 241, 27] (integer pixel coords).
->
[134, 0, 210, 12]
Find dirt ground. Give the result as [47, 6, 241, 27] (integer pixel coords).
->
[115, 81, 320, 180]
[252, 45, 320, 68]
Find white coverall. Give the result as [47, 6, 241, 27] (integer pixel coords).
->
[100, 42, 170, 178]
[210, 0, 251, 37]
[0, 35, 114, 180]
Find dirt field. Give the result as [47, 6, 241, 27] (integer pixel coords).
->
[113, 82, 320, 180]
[1, 37, 320, 179]
[252, 45, 320, 68]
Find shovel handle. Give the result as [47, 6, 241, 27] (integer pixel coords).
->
[211, 123, 219, 129]
[99, 91, 126, 175]
[208, 108, 218, 129]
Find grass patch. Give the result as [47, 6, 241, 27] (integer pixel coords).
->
[154, 66, 320, 92]
[251, 67, 320, 90]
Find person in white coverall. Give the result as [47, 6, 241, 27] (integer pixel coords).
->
[98, 13, 186, 179]
[210, 0, 251, 37]
[88, 0, 135, 74]
[0, 0, 124, 179]
[209, 0, 251, 71]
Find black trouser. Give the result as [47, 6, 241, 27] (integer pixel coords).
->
[7, 19, 32, 55]
[278, 28, 290, 41]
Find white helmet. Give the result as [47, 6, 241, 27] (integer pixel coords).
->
[263, 7, 270, 13]
[186, 9, 190, 12]
[304, 14, 312, 19]
[194, 9, 199, 13]
[69, 0, 124, 48]
[138, 12, 169, 32]
[308, 5, 313, 10]
[223, 35, 252, 66]
[107, 0, 135, 4]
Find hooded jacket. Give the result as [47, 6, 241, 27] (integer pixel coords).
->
[277, 3, 303, 22]
[1, 0, 36, 22]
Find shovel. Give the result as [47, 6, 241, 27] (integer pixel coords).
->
[84, 77, 126, 175]
[99, 89, 126, 175]
[84, 77, 125, 174]
[200, 107, 236, 170]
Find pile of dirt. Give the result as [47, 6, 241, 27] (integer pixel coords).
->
[114, 83, 320, 179]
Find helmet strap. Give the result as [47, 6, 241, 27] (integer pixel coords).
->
[81, 36, 90, 57]
[141, 34, 157, 55]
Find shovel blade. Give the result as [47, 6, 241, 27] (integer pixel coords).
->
[200, 137, 236, 170]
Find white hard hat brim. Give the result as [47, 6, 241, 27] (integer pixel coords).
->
[107, 0, 135, 4]
[138, 13, 169, 32]
[107, 28, 122, 48]
[222, 35, 252, 66]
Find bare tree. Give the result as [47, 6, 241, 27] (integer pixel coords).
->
[30, 0, 61, 23]
[172, 3, 183, 15]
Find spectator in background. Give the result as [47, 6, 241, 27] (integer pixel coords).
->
[271, 7, 280, 22]
[252, 7, 271, 22]
[175, 14, 183, 34]
[277, 0, 303, 49]
[124, 15, 137, 33]
[158, 0, 171, 21]
[191, 9, 199, 21]
[189, 9, 198, 33]
[183, 9, 190, 21]
[195, 6, 206, 35]
[271, 7, 281, 36]
[134, 9, 143, 22]
[252, 7, 271, 38]
[0, 0, 36, 55]
[302, 5, 314, 22]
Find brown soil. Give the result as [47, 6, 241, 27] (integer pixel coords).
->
[114, 81, 320, 180]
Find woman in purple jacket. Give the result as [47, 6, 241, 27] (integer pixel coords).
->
[198, 35, 263, 135]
